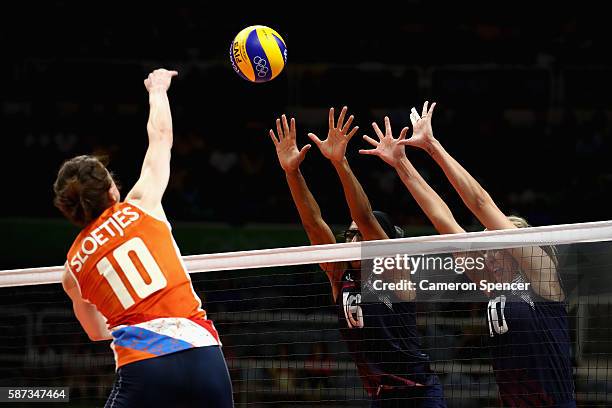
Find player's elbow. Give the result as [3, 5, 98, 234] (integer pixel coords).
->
[87, 330, 112, 342]
[303, 218, 328, 238]
[87, 332, 106, 342]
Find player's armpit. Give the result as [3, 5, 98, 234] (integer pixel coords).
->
[510, 245, 564, 302]
[62, 269, 112, 342]
[61, 266, 78, 293]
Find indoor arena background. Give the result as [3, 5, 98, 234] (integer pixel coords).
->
[1, 3, 611, 407]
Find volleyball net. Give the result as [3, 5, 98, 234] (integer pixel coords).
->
[1, 221, 612, 407]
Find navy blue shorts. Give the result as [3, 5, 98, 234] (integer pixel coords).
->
[104, 346, 233, 408]
[370, 382, 447, 408]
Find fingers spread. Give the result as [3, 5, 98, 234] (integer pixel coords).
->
[429, 102, 437, 116]
[422, 101, 429, 118]
[290, 117, 296, 138]
[359, 149, 378, 156]
[384, 116, 392, 137]
[276, 118, 284, 140]
[372, 122, 385, 140]
[347, 126, 359, 141]
[307, 132, 323, 146]
[328, 108, 335, 130]
[399, 127, 409, 140]
[282, 114, 290, 137]
[342, 115, 354, 134]
[363, 135, 380, 147]
[410, 111, 418, 127]
[299, 144, 312, 159]
[269, 129, 279, 146]
[337, 106, 348, 130]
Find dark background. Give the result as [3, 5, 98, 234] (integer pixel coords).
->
[1, 5, 612, 407]
[1, 4, 611, 267]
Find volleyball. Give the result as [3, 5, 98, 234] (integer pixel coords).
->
[230, 25, 287, 83]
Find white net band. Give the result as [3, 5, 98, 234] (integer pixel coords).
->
[3, 219, 612, 287]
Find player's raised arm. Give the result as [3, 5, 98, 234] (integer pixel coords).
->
[358, 116, 490, 290]
[269, 114, 345, 298]
[360, 116, 464, 235]
[308, 107, 387, 241]
[404, 101, 562, 300]
[270, 114, 334, 246]
[400, 102, 514, 231]
[125, 68, 178, 217]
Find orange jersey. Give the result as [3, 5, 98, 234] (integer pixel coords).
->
[66, 202, 220, 369]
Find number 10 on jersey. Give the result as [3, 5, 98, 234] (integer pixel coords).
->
[97, 237, 168, 309]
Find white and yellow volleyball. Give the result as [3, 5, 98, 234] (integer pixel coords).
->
[230, 25, 287, 83]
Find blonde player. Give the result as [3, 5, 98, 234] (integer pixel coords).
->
[53, 69, 233, 408]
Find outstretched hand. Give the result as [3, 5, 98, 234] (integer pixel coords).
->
[308, 106, 359, 163]
[401, 101, 437, 150]
[359, 116, 410, 167]
[269, 115, 311, 172]
[144, 69, 178, 93]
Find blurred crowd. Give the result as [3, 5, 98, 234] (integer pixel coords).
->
[2, 5, 611, 229]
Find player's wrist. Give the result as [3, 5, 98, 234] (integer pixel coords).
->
[284, 167, 299, 174]
[147, 86, 169, 95]
[331, 156, 348, 168]
[284, 167, 301, 177]
[396, 155, 410, 169]
[424, 138, 441, 156]
[396, 157, 417, 180]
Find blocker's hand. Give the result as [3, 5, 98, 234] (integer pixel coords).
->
[401, 101, 437, 151]
[308, 106, 359, 164]
[269, 114, 311, 172]
[359, 116, 410, 168]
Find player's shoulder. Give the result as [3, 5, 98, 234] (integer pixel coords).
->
[124, 200, 169, 225]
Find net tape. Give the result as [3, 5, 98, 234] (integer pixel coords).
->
[2, 220, 612, 287]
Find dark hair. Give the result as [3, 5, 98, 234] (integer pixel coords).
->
[372, 210, 404, 239]
[53, 155, 115, 227]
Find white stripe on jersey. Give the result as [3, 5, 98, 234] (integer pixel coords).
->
[113, 317, 221, 347]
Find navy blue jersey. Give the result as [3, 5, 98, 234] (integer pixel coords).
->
[337, 269, 444, 404]
[487, 275, 575, 407]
